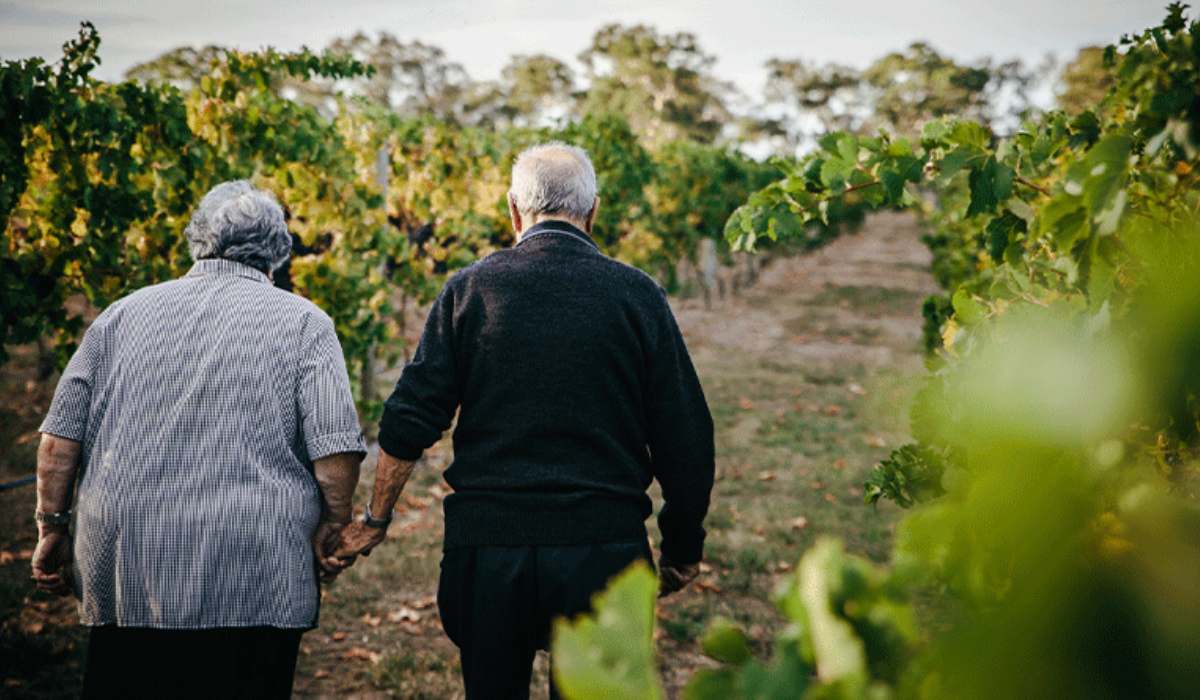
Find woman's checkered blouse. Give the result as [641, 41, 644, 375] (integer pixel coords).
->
[39, 258, 366, 629]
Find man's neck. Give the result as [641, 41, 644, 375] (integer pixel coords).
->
[518, 217, 589, 240]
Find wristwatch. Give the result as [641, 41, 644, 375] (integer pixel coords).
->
[35, 509, 72, 528]
[363, 503, 392, 530]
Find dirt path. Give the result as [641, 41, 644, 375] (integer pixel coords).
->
[0, 212, 938, 699]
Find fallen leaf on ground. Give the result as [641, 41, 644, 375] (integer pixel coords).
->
[823, 493, 838, 504]
[361, 614, 381, 628]
[810, 481, 825, 491]
[410, 595, 436, 609]
[823, 405, 843, 417]
[848, 383, 867, 396]
[864, 435, 886, 448]
[776, 561, 793, 572]
[698, 562, 713, 574]
[738, 397, 755, 410]
[757, 471, 776, 482]
[791, 516, 809, 530]
[694, 580, 722, 593]
[388, 606, 421, 623]
[833, 458, 848, 470]
[404, 495, 431, 509]
[342, 646, 382, 664]
[399, 622, 423, 635]
[330, 631, 347, 642]
[753, 525, 765, 536]
[22, 621, 45, 635]
[312, 670, 330, 680]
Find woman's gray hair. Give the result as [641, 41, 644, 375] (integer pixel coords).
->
[509, 143, 598, 221]
[184, 180, 291, 273]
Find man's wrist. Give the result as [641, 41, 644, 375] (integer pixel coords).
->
[363, 502, 393, 529]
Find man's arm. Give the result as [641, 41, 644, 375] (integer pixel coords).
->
[333, 449, 417, 559]
[32, 434, 81, 595]
[311, 451, 363, 580]
[645, 291, 716, 595]
[335, 283, 461, 559]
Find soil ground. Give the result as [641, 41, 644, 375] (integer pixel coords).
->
[0, 212, 937, 698]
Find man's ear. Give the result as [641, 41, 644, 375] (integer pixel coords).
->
[508, 194, 523, 238]
[584, 198, 600, 234]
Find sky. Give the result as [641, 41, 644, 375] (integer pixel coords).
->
[0, 0, 1171, 100]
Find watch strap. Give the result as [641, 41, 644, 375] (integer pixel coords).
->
[363, 503, 392, 529]
[35, 510, 72, 527]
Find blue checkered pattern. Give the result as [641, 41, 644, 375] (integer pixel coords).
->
[40, 258, 366, 629]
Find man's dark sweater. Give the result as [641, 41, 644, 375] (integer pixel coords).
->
[377, 220, 715, 564]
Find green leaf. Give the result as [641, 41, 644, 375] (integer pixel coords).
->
[682, 669, 738, 700]
[835, 134, 859, 164]
[795, 540, 868, 684]
[966, 157, 1014, 217]
[985, 212, 1026, 262]
[952, 288, 987, 326]
[551, 562, 663, 700]
[948, 120, 990, 150]
[1041, 195, 1090, 250]
[701, 618, 753, 664]
[938, 147, 982, 185]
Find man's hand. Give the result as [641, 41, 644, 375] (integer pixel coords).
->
[31, 529, 73, 596]
[312, 520, 354, 582]
[333, 521, 388, 561]
[658, 558, 700, 598]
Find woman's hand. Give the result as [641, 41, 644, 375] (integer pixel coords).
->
[312, 520, 355, 582]
[31, 529, 73, 596]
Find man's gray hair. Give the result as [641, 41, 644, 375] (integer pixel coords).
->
[184, 180, 291, 273]
[509, 142, 598, 221]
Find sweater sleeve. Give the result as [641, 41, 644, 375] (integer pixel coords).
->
[378, 282, 460, 460]
[646, 289, 715, 565]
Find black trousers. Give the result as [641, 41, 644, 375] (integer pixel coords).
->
[437, 540, 653, 700]
[82, 625, 304, 700]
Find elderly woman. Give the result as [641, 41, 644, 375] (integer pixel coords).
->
[30, 180, 365, 698]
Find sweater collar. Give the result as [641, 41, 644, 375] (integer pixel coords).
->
[185, 258, 272, 284]
[515, 220, 599, 250]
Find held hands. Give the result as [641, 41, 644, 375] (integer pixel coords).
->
[332, 521, 388, 562]
[312, 520, 355, 582]
[658, 557, 701, 598]
[31, 529, 73, 596]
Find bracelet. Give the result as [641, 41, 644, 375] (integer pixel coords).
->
[35, 509, 72, 528]
[363, 503, 392, 530]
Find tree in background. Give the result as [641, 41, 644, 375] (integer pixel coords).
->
[578, 24, 731, 145]
[318, 32, 471, 119]
[757, 58, 867, 150]
[1056, 46, 1114, 115]
[861, 42, 1036, 136]
[124, 45, 226, 90]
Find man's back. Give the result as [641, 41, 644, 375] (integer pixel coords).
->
[379, 221, 714, 562]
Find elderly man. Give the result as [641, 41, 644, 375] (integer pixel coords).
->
[335, 143, 715, 698]
[31, 180, 365, 698]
